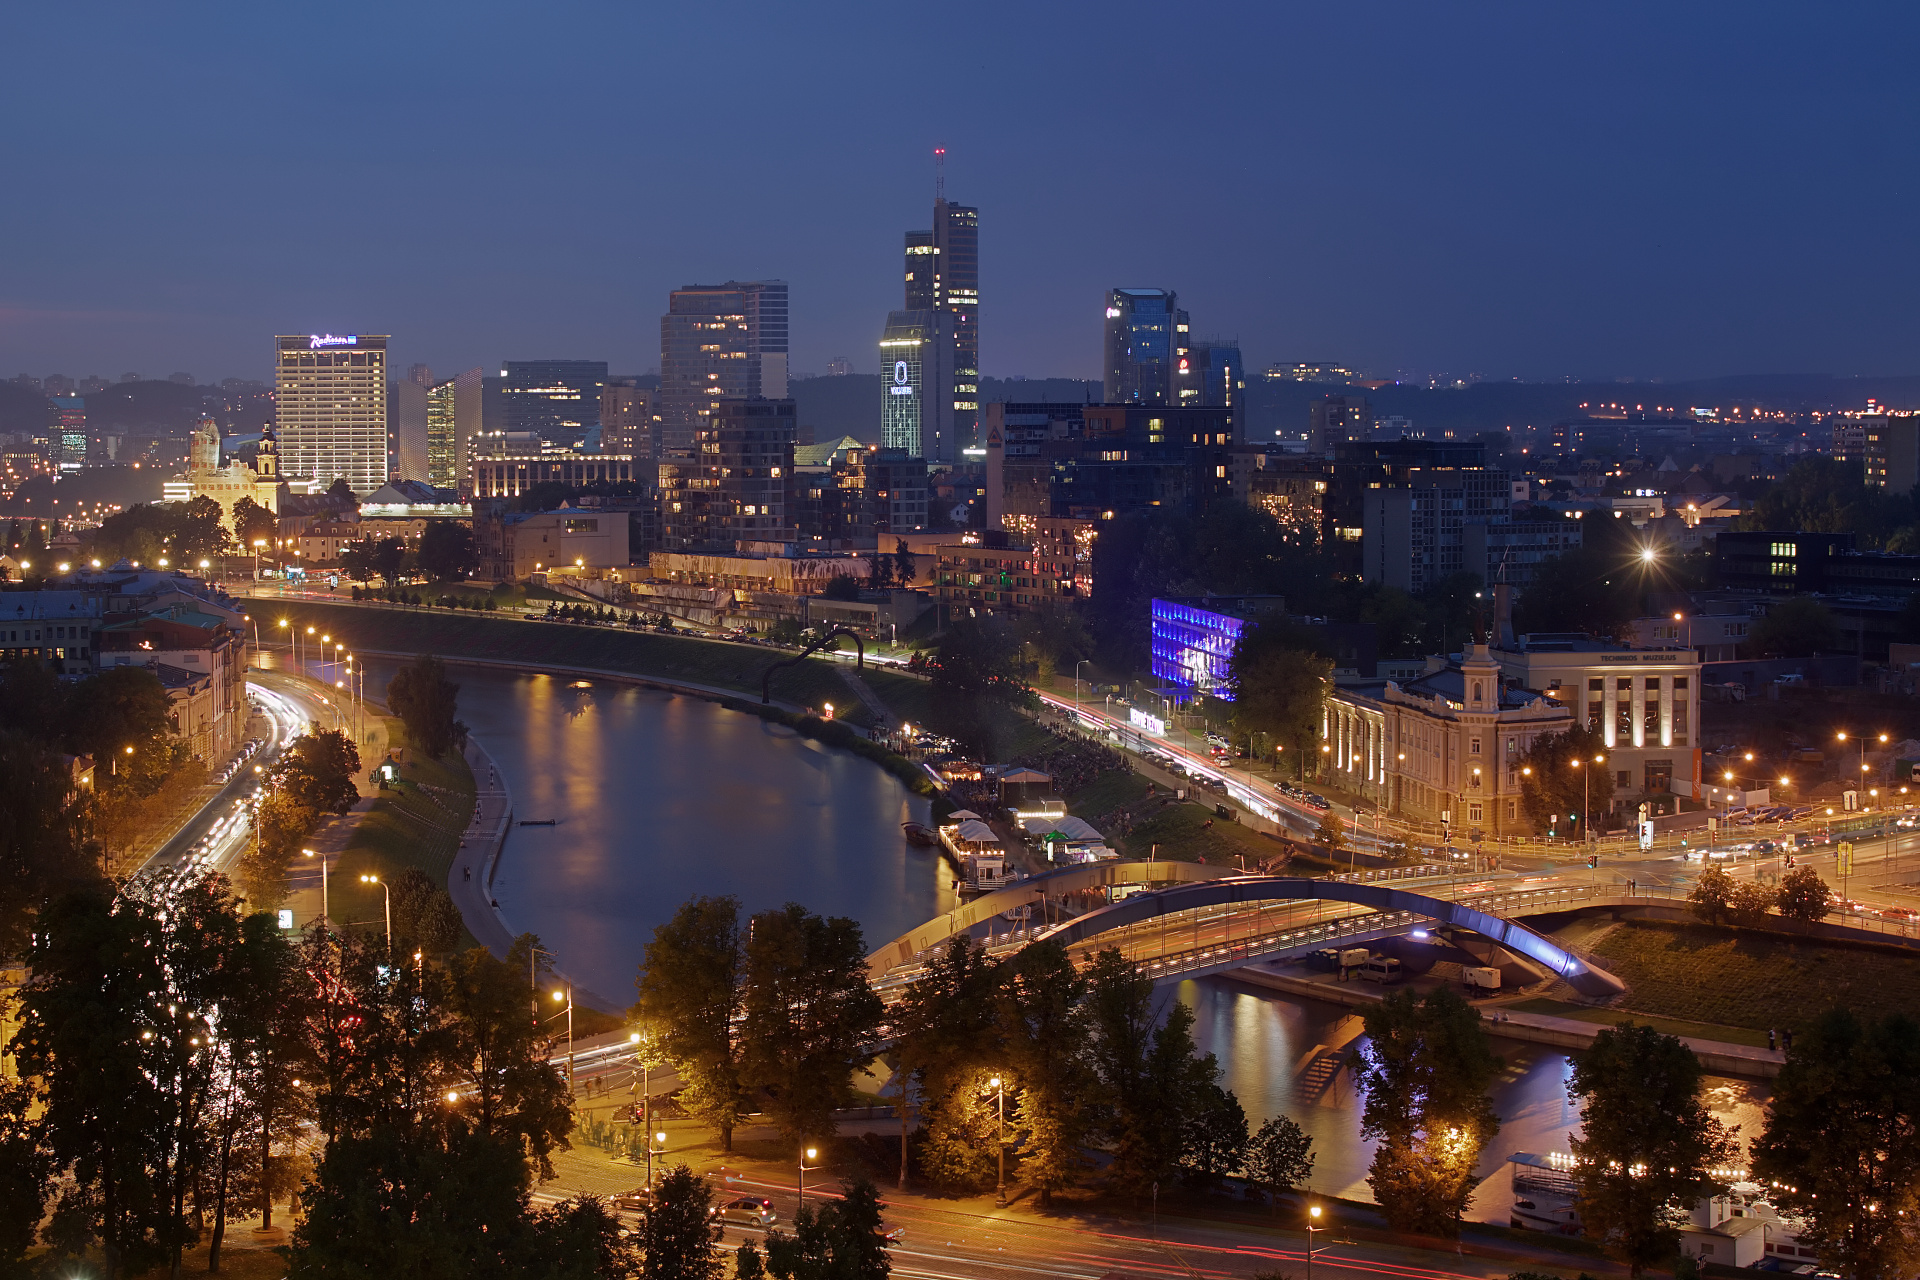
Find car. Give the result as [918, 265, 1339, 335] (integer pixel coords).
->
[715, 1196, 777, 1227]
[609, 1188, 657, 1214]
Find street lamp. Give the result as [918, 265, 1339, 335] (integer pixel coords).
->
[359, 873, 390, 954]
[988, 1075, 1007, 1207]
[1570, 753, 1605, 846]
[1074, 659, 1091, 715]
[303, 849, 328, 921]
[546, 986, 575, 1088]
[1307, 1204, 1324, 1280]
[799, 1146, 821, 1212]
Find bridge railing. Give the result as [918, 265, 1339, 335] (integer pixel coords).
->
[1131, 909, 1427, 982]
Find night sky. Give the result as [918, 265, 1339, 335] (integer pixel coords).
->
[5, 2, 1918, 385]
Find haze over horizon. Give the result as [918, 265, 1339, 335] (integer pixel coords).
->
[5, 1, 1918, 386]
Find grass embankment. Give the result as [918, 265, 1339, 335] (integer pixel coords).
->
[1504, 998, 1773, 1048]
[325, 716, 480, 949]
[1584, 919, 1920, 1033]
[246, 600, 870, 725]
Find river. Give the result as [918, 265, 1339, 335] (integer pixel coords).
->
[357, 657, 1767, 1221]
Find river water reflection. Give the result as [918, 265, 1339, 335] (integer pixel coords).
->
[356, 661, 950, 1009]
[367, 659, 1766, 1223]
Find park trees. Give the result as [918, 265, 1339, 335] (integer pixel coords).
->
[1227, 620, 1334, 778]
[391, 866, 464, 954]
[1245, 1115, 1316, 1216]
[634, 896, 749, 1151]
[741, 904, 885, 1145]
[891, 937, 1006, 1191]
[637, 1165, 721, 1280]
[275, 728, 362, 816]
[1516, 725, 1613, 837]
[446, 943, 573, 1178]
[1749, 597, 1840, 658]
[997, 939, 1094, 1204]
[1567, 1023, 1735, 1276]
[387, 654, 465, 759]
[925, 615, 1036, 760]
[763, 1176, 891, 1280]
[1752, 1009, 1920, 1280]
[230, 495, 278, 553]
[1687, 865, 1737, 925]
[418, 520, 479, 582]
[1775, 865, 1835, 922]
[1354, 987, 1501, 1236]
[0, 728, 97, 957]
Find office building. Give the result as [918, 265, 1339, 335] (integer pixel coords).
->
[657, 281, 789, 456]
[932, 531, 1075, 622]
[1103, 289, 1187, 407]
[904, 198, 980, 445]
[1864, 413, 1920, 491]
[1311, 395, 1374, 454]
[407, 363, 434, 387]
[1181, 338, 1243, 413]
[501, 360, 607, 446]
[51, 396, 87, 469]
[424, 367, 488, 494]
[1361, 467, 1514, 593]
[850, 446, 929, 536]
[390, 378, 429, 480]
[981, 400, 1237, 528]
[602, 378, 656, 458]
[879, 310, 957, 463]
[1150, 596, 1285, 699]
[709, 398, 797, 542]
[275, 333, 389, 494]
[469, 445, 641, 499]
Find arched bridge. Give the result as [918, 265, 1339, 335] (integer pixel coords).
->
[869, 861, 1625, 999]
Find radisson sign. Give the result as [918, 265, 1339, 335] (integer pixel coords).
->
[308, 334, 359, 349]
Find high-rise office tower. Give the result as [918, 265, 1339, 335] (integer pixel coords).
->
[275, 333, 389, 494]
[501, 360, 607, 446]
[602, 378, 656, 458]
[1181, 337, 1244, 430]
[904, 199, 979, 445]
[657, 281, 789, 456]
[407, 362, 434, 388]
[879, 310, 957, 463]
[426, 377, 458, 490]
[390, 378, 430, 480]
[1103, 290, 1190, 407]
[709, 398, 797, 542]
[50, 396, 87, 468]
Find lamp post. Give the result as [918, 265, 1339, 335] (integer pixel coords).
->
[303, 849, 329, 922]
[1074, 660, 1091, 717]
[1307, 1204, 1324, 1280]
[359, 873, 390, 954]
[547, 985, 575, 1089]
[1571, 753, 1606, 848]
[799, 1146, 821, 1212]
[988, 1075, 1007, 1207]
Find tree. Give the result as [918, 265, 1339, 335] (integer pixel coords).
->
[388, 654, 465, 759]
[536, 1195, 641, 1280]
[1180, 1079, 1249, 1189]
[1749, 597, 1840, 658]
[1728, 879, 1778, 924]
[1353, 987, 1501, 1236]
[372, 536, 407, 586]
[1084, 949, 1225, 1197]
[638, 1164, 721, 1280]
[1752, 1009, 1920, 1280]
[1510, 525, 1649, 641]
[1569, 1024, 1737, 1276]
[0, 730, 97, 958]
[325, 477, 357, 506]
[892, 938, 1005, 1191]
[997, 940, 1093, 1204]
[635, 896, 748, 1151]
[0, 1075, 53, 1275]
[894, 538, 916, 586]
[175, 494, 234, 560]
[741, 904, 884, 1145]
[764, 1176, 891, 1280]
[340, 538, 377, 584]
[392, 867, 464, 953]
[274, 729, 361, 815]
[1776, 865, 1834, 922]
[1738, 457, 1917, 549]
[925, 616, 1037, 759]
[820, 574, 862, 601]
[419, 520, 479, 582]
[1516, 726, 1614, 837]
[1228, 621, 1334, 778]
[1313, 811, 1345, 853]
[230, 495, 278, 552]
[1246, 1115, 1316, 1215]
[445, 943, 573, 1178]
[1687, 865, 1737, 925]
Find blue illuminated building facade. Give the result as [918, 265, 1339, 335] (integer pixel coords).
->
[1150, 596, 1284, 701]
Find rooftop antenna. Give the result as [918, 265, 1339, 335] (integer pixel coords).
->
[934, 146, 946, 203]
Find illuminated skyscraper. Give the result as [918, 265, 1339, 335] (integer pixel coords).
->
[501, 359, 607, 445]
[1103, 289, 1187, 408]
[879, 309, 956, 464]
[657, 281, 789, 456]
[903, 199, 979, 445]
[275, 333, 389, 494]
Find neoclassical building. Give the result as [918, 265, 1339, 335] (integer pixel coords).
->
[1326, 643, 1573, 839]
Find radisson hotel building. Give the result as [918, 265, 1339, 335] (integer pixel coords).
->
[275, 333, 389, 494]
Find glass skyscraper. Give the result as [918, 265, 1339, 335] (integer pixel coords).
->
[500, 360, 607, 446]
[879, 309, 956, 464]
[903, 200, 978, 446]
[657, 281, 789, 457]
[1103, 289, 1189, 408]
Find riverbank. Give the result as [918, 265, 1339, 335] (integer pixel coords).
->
[242, 598, 872, 725]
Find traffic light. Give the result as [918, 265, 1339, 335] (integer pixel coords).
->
[1587, 854, 1598, 869]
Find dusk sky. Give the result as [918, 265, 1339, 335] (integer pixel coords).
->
[5, 2, 1918, 386]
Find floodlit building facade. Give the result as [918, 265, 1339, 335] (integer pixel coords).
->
[275, 333, 389, 494]
[879, 310, 957, 464]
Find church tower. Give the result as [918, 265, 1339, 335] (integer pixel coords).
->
[254, 424, 279, 480]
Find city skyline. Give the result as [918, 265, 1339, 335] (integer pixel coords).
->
[5, 4, 1920, 385]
